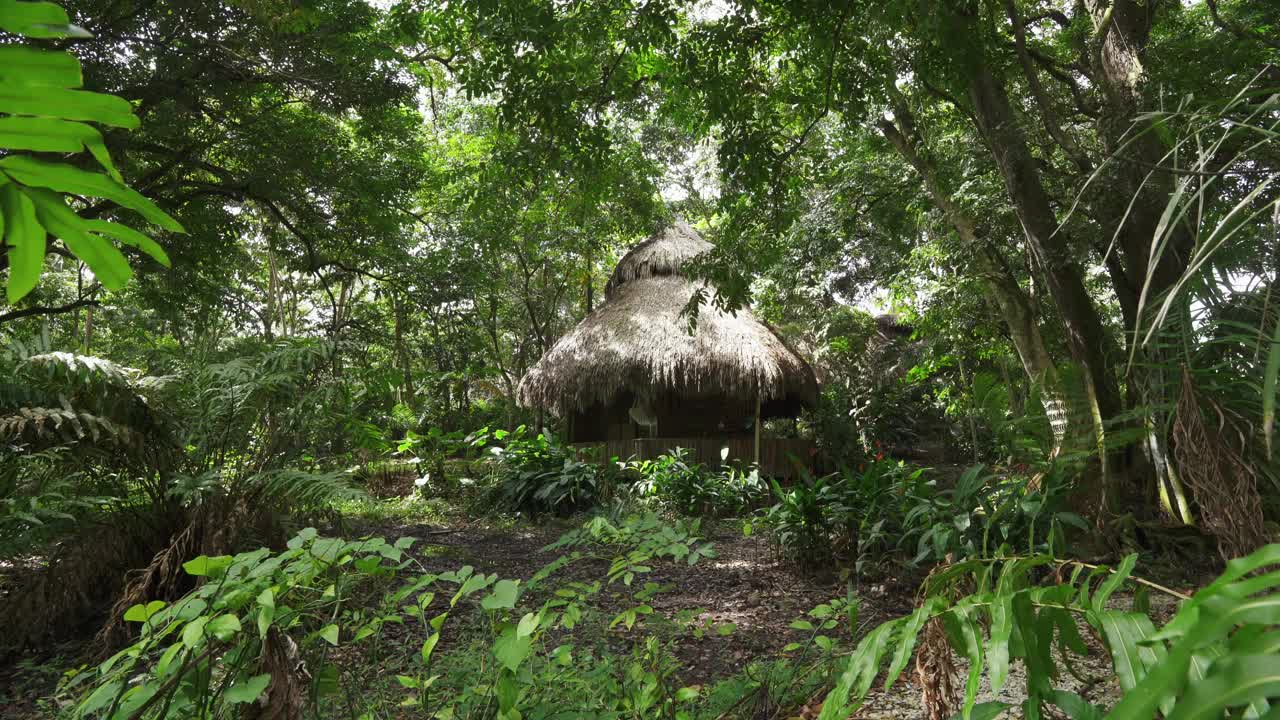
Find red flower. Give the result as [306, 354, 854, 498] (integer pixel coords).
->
[875, 452, 884, 461]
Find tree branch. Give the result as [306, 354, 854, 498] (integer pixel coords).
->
[0, 297, 100, 325]
[1005, 0, 1094, 173]
[1206, 0, 1280, 51]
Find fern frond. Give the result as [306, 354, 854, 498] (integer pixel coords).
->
[242, 468, 365, 509]
[0, 407, 144, 450]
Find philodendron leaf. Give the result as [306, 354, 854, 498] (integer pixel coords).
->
[223, 674, 271, 705]
[482, 579, 520, 610]
[493, 629, 532, 672]
[181, 555, 233, 578]
[122, 600, 166, 623]
[319, 624, 340, 646]
[206, 614, 241, 641]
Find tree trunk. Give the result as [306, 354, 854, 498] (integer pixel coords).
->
[393, 292, 413, 404]
[964, 60, 1126, 516]
[965, 66, 1122, 405]
[1084, 0, 1194, 520]
[878, 106, 1073, 449]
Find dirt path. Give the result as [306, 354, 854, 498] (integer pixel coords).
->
[354, 515, 910, 685]
[349, 514, 1146, 718]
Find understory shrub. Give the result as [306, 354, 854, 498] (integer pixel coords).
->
[66, 515, 719, 720]
[626, 447, 766, 517]
[764, 459, 1085, 571]
[471, 425, 611, 515]
[62, 513, 1280, 720]
[0, 342, 369, 655]
[813, 543, 1280, 720]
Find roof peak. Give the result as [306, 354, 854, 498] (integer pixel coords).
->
[605, 222, 713, 299]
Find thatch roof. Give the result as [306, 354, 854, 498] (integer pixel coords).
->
[518, 223, 818, 416]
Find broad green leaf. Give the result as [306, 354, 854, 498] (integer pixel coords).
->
[1012, 591, 1052, 698]
[818, 619, 900, 720]
[319, 623, 340, 646]
[1168, 654, 1280, 720]
[77, 681, 122, 717]
[0, 0, 77, 38]
[1, 182, 44, 302]
[1092, 554, 1138, 613]
[257, 605, 274, 639]
[26, 188, 131, 290]
[0, 85, 138, 128]
[84, 219, 169, 266]
[987, 591, 1014, 693]
[2, 155, 183, 231]
[155, 642, 183, 676]
[0, 46, 81, 87]
[946, 603, 985, 719]
[123, 600, 166, 623]
[885, 599, 939, 691]
[181, 554, 234, 578]
[223, 674, 271, 705]
[482, 579, 520, 610]
[206, 614, 241, 641]
[1093, 609, 1175, 717]
[182, 616, 209, 649]
[0, 118, 119, 180]
[517, 612, 539, 638]
[421, 632, 440, 663]
[493, 629, 532, 672]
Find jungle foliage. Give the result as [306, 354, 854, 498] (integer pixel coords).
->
[2, 0, 1279, 717]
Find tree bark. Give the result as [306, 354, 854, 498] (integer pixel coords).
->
[965, 64, 1122, 424]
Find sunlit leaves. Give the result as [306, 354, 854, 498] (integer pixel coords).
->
[0, 4, 179, 304]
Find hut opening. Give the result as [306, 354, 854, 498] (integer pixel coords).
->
[517, 222, 819, 476]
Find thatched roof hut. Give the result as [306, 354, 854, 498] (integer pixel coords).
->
[518, 223, 817, 455]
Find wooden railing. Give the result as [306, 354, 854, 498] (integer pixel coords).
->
[572, 436, 815, 478]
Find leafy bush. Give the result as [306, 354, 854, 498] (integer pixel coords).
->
[895, 464, 1084, 565]
[545, 512, 717, 583]
[763, 460, 1085, 572]
[0, 341, 370, 654]
[627, 447, 766, 516]
[765, 474, 836, 567]
[68, 517, 717, 720]
[472, 425, 608, 515]
[391, 425, 468, 494]
[66, 530, 416, 718]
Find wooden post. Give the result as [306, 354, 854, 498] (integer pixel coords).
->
[753, 392, 761, 468]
